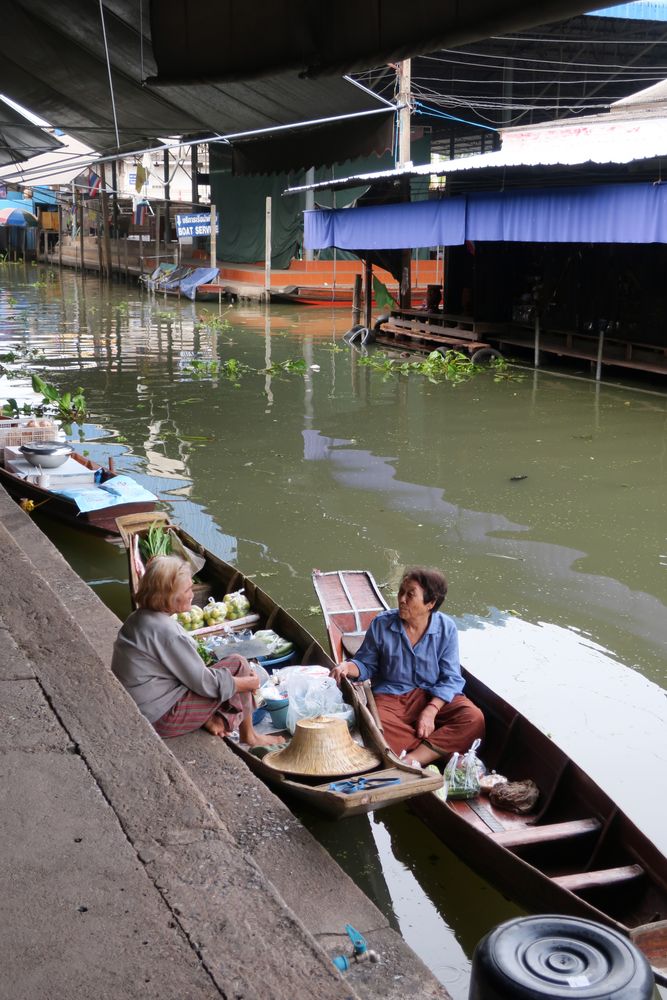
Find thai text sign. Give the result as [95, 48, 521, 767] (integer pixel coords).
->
[175, 212, 220, 239]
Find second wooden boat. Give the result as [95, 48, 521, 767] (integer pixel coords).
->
[115, 513, 442, 818]
[312, 568, 667, 984]
[0, 442, 157, 537]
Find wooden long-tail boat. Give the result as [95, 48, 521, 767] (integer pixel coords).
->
[114, 513, 442, 819]
[312, 568, 667, 984]
[0, 445, 157, 537]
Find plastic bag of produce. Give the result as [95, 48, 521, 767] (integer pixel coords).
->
[224, 590, 251, 620]
[253, 629, 294, 657]
[284, 671, 355, 734]
[202, 599, 228, 627]
[443, 739, 484, 800]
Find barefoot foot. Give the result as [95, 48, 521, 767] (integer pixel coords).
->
[203, 715, 227, 737]
[243, 730, 287, 747]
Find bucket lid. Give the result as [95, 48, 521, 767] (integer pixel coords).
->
[262, 715, 381, 777]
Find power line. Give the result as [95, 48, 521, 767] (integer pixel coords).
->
[491, 33, 667, 44]
[410, 73, 665, 87]
[425, 49, 667, 71]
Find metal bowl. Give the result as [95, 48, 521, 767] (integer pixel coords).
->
[19, 441, 73, 469]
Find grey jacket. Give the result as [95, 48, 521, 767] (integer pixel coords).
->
[111, 609, 235, 723]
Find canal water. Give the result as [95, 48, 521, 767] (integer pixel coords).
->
[2, 264, 666, 999]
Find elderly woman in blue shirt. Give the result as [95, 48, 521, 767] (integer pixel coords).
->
[330, 567, 484, 766]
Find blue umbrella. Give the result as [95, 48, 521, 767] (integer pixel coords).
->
[0, 203, 38, 227]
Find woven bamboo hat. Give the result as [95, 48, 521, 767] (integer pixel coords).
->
[263, 715, 382, 777]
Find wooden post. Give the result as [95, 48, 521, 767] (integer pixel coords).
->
[124, 237, 129, 282]
[191, 144, 199, 204]
[154, 202, 161, 274]
[58, 205, 63, 269]
[210, 203, 216, 269]
[163, 149, 171, 257]
[97, 219, 104, 276]
[533, 313, 541, 368]
[364, 258, 372, 329]
[111, 159, 119, 238]
[595, 323, 605, 382]
[101, 164, 112, 281]
[304, 167, 315, 262]
[264, 196, 272, 302]
[352, 273, 362, 326]
[78, 194, 86, 278]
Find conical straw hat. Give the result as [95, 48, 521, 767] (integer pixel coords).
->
[263, 715, 381, 777]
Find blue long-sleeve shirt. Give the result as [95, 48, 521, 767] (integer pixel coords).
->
[351, 609, 465, 703]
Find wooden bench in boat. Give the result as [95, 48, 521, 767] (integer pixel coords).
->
[491, 817, 601, 849]
[554, 864, 645, 892]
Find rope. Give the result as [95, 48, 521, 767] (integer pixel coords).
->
[99, 0, 121, 150]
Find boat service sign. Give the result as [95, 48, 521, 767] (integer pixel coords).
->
[175, 213, 220, 239]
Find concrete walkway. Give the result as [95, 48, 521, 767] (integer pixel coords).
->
[0, 489, 450, 1000]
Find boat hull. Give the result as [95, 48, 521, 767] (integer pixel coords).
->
[312, 568, 667, 985]
[0, 459, 156, 537]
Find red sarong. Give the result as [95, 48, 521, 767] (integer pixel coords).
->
[373, 689, 485, 759]
[154, 653, 254, 739]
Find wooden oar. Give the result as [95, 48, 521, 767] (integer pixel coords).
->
[363, 681, 384, 735]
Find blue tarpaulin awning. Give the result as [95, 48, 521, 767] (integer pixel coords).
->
[304, 182, 667, 250]
[306, 198, 467, 250]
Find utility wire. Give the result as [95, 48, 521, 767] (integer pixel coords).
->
[99, 0, 120, 149]
[423, 49, 667, 71]
[491, 33, 667, 44]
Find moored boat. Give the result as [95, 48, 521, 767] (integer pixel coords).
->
[312, 568, 667, 985]
[0, 427, 157, 536]
[114, 513, 442, 819]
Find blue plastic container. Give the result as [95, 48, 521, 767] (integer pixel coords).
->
[264, 696, 289, 731]
[257, 650, 295, 672]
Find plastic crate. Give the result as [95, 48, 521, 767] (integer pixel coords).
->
[0, 420, 59, 457]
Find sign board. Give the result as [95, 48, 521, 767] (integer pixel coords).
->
[175, 212, 220, 239]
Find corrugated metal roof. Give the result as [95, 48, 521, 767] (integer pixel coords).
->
[589, 1, 667, 20]
[284, 105, 667, 195]
[613, 79, 667, 106]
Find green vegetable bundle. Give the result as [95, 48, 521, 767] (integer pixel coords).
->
[139, 522, 173, 561]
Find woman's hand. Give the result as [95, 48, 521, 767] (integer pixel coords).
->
[416, 703, 438, 740]
[233, 673, 260, 694]
[330, 660, 360, 686]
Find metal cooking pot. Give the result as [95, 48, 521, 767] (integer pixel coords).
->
[19, 441, 74, 469]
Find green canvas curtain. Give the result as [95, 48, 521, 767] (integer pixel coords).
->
[210, 138, 430, 268]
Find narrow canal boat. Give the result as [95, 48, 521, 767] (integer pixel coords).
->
[114, 513, 442, 819]
[312, 568, 667, 984]
[0, 430, 157, 536]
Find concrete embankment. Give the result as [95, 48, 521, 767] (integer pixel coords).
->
[0, 488, 450, 1000]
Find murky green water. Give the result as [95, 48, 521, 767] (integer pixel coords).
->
[2, 265, 666, 999]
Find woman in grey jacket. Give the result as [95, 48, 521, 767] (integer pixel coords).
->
[112, 555, 282, 744]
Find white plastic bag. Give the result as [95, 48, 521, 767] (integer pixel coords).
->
[284, 671, 354, 733]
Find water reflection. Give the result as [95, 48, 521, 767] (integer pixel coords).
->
[300, 801, 525, 1000]
[3, 266, 667, 994]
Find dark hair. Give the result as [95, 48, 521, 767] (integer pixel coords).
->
[399, 566, 448, 611]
